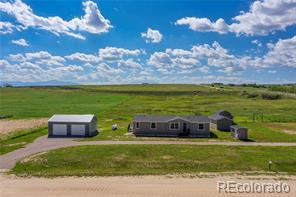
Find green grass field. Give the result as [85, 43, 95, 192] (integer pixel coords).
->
[0, 127, 47, 155]
[1, 85, 296, 176]
[1, 85, 296, 143]
[12, 145, 296, 177]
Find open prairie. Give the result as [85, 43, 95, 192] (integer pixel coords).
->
[1, 84, 296, 143]
[1, 84, 296, 177]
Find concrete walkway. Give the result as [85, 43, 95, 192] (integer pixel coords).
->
[1, 135, 296, 170]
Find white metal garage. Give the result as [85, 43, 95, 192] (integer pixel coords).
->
[48, 114, 97, 137]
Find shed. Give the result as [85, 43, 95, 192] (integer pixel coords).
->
[209, 110, 234, 131]
[48, 114, 97, 137]
[230, 125, 248, 140]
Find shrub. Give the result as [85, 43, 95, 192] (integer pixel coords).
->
[261, 93, 282, 100]
[247, 93, 259, 98]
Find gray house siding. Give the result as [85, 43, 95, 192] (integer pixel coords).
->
[133, 118, 210, 137]
[231, 126, 248, 140]
[210, 118, 233, 131]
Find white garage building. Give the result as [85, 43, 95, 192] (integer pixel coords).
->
[48, 114, 97, 137]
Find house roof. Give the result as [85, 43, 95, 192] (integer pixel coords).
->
[214, 110, 233, 119]
[230, 125, 246, 129]
[209, 114, 233, 121]
[48, 114, 95, 123]
[133, 115, 210, 123]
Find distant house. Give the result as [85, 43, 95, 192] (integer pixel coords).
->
[132, 115, 210, 137]
[209, 110, 233, 131]
[48, 114, 97, 137]
[230, 125, 248, 140]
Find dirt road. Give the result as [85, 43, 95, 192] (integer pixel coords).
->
[1, 135, 296, 170]
[0, 174, 295, 197]
[0, 118, 47, 135]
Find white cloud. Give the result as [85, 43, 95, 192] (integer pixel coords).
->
[175, 0, 296, 36]
[65, 52, 99, 62]
[175, 18, 229, 34]
[141, 28, 163, 43]
[148, 41, 256, 74]
[251, 40, 262, 47]
[262, 35, 296, 67]
[2, 36, 296, 83]
[8, 51, 65, 67]
[98, 47, 144, 61]
[11, 38, 29, 46]
[0, 0, 112, 39]
[0, 21, 15, 34]
[118, 58, 143, 69]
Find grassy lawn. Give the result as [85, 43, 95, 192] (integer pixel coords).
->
[12, 145, 296, 177]
[0, 127, 47, 155]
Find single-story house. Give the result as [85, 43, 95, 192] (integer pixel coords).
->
[230, 125, 248, 140]
[132, 115, 210, 137]
[209, 110, 233, 131]
[48, 114, 97, 137]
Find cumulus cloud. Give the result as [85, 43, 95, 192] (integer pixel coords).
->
[11, 38, 29, 46]
[0, 21, 16, 34]
[8, 51, 65, 67]
[98, 47, 144, 61]
[175, 18, 229, 34]
[65, 52, 99, 62]
[262, 35, 296, 67]
[149, 35, 296, 75]
[141, 28, 163, 43]
[0, 0, 112, 39]
[2, 37, 296, 83]
[2, 46, 145, 83]
[175, 0, 296, 36]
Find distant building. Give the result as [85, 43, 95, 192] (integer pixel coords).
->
[230, 125, 248, 140]
[209, 110, 233, 131]
[48, 114, 97, 137]
[132, 115, 210, 137]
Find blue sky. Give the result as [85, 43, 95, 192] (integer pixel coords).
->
[1, 0, 296, 84]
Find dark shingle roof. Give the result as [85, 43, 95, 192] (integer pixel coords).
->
[214, 110, 233, 119]
[209, 114, 233, 121]
[230, 125, 246, 129]
[134, 115, 210, 123]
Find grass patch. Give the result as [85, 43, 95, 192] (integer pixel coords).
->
[0, 127, 47, 155]
[12, 145, 296, 177]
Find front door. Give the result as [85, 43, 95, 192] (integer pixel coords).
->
[183, 123, 187, 132]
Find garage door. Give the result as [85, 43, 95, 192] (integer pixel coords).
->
[52, 124, 67, 136]
[71, 124, 86, 136]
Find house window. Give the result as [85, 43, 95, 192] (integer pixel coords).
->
[170, 122, 179, 130]
[135, 122, 140, 129]
[150, 122, 156, 129]
[198, 124, 204, 130]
